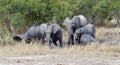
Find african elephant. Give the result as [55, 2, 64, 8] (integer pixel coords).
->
[13, 23, 47, 44]
[63, 15, 88, 45]
[45, 24, 63, 47]
[74, 24, 96, 45]
[80, 34, 97, 45]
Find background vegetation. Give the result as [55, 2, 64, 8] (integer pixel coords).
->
[0, 0, 120, 33]
[0, 1, 120, 62]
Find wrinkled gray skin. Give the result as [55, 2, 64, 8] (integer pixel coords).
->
[63, 15, 88, 45]
[13, 23, 47, 44]
[80, 34, 97, 45]
[63, 17, 72, 45]
[74, 24, 96, 45]
[45, 24, 63, 47]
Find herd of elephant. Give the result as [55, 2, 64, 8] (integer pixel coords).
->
[13, 15, 97, 47]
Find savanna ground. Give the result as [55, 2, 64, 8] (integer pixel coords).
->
[1, 27, 120, 65]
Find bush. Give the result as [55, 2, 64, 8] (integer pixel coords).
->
[0, 0, 120, 32]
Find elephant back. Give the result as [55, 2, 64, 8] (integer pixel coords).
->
[80, 34, 96, 44]
[84, 24, 96, 37]
[40, 23, 47, 35]
[23, 25, 41, 40]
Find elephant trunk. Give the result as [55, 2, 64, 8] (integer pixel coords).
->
[45, 34, 52, 47]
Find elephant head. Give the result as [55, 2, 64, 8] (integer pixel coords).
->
[45, 26, 52, 46]
[45, 24, 63, 47]
[45, 24, 60, 39]
[45, 24, 59, 35]
[52, 24, 60, 34]
[78, 15, 88, 27]
[45, 24, 58, 45]
[73, 28, 83, 45]
[83, 24, 96, 38]
[71, 15, 88, 32]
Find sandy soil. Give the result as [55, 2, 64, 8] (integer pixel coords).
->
[0, 55, 120, 65]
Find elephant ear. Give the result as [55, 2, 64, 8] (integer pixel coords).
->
[13, 35, 22, 42]
[75, 16, 81, 28]
[78, 15, 88, 27]
[52, 24, 59, 34]
[70, 16, 76, 26]
[63, 17, 70, 25]
[71, 16, 80, 27]
[75, 16, 81, 23]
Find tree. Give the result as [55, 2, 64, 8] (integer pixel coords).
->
[0, 0, 120, 33]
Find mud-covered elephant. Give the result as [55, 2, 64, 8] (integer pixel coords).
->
[80, 34, 97, 45]
[74, 24, 96, 45]
[13, 23, 47, 44]
[45, 24, 63, 47]
[63, 15, 88, 45]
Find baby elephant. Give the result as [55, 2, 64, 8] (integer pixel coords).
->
[80, 34, 97, 45]
[74, 24, 96, 45]
[45, 24, 63, 47]
[13, 23, 47, 44]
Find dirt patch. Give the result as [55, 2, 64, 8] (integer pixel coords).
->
[0, 55, 120, 65]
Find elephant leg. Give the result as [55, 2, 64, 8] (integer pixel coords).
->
[59, 38, 63, 47]
[67, 35, 71, 45]
[67, 34, 74, 45]
[47, 39, 52, 47]
[78, 36, 81, 45]
[41, 39, 45, 45]
[31, 38, 37, 44]
[71, 35, 74, 45]
[68, 36, 72, 45]
[52, 40, 57, 46]
[41, 36, 46, 45]
[67, 29, 73, 45]
[74, 34, 78, 45]
[26, 38, 31, 44]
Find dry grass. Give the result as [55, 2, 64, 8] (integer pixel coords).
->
[0, 27, 120, 58]
[0, 43, 120, 58]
